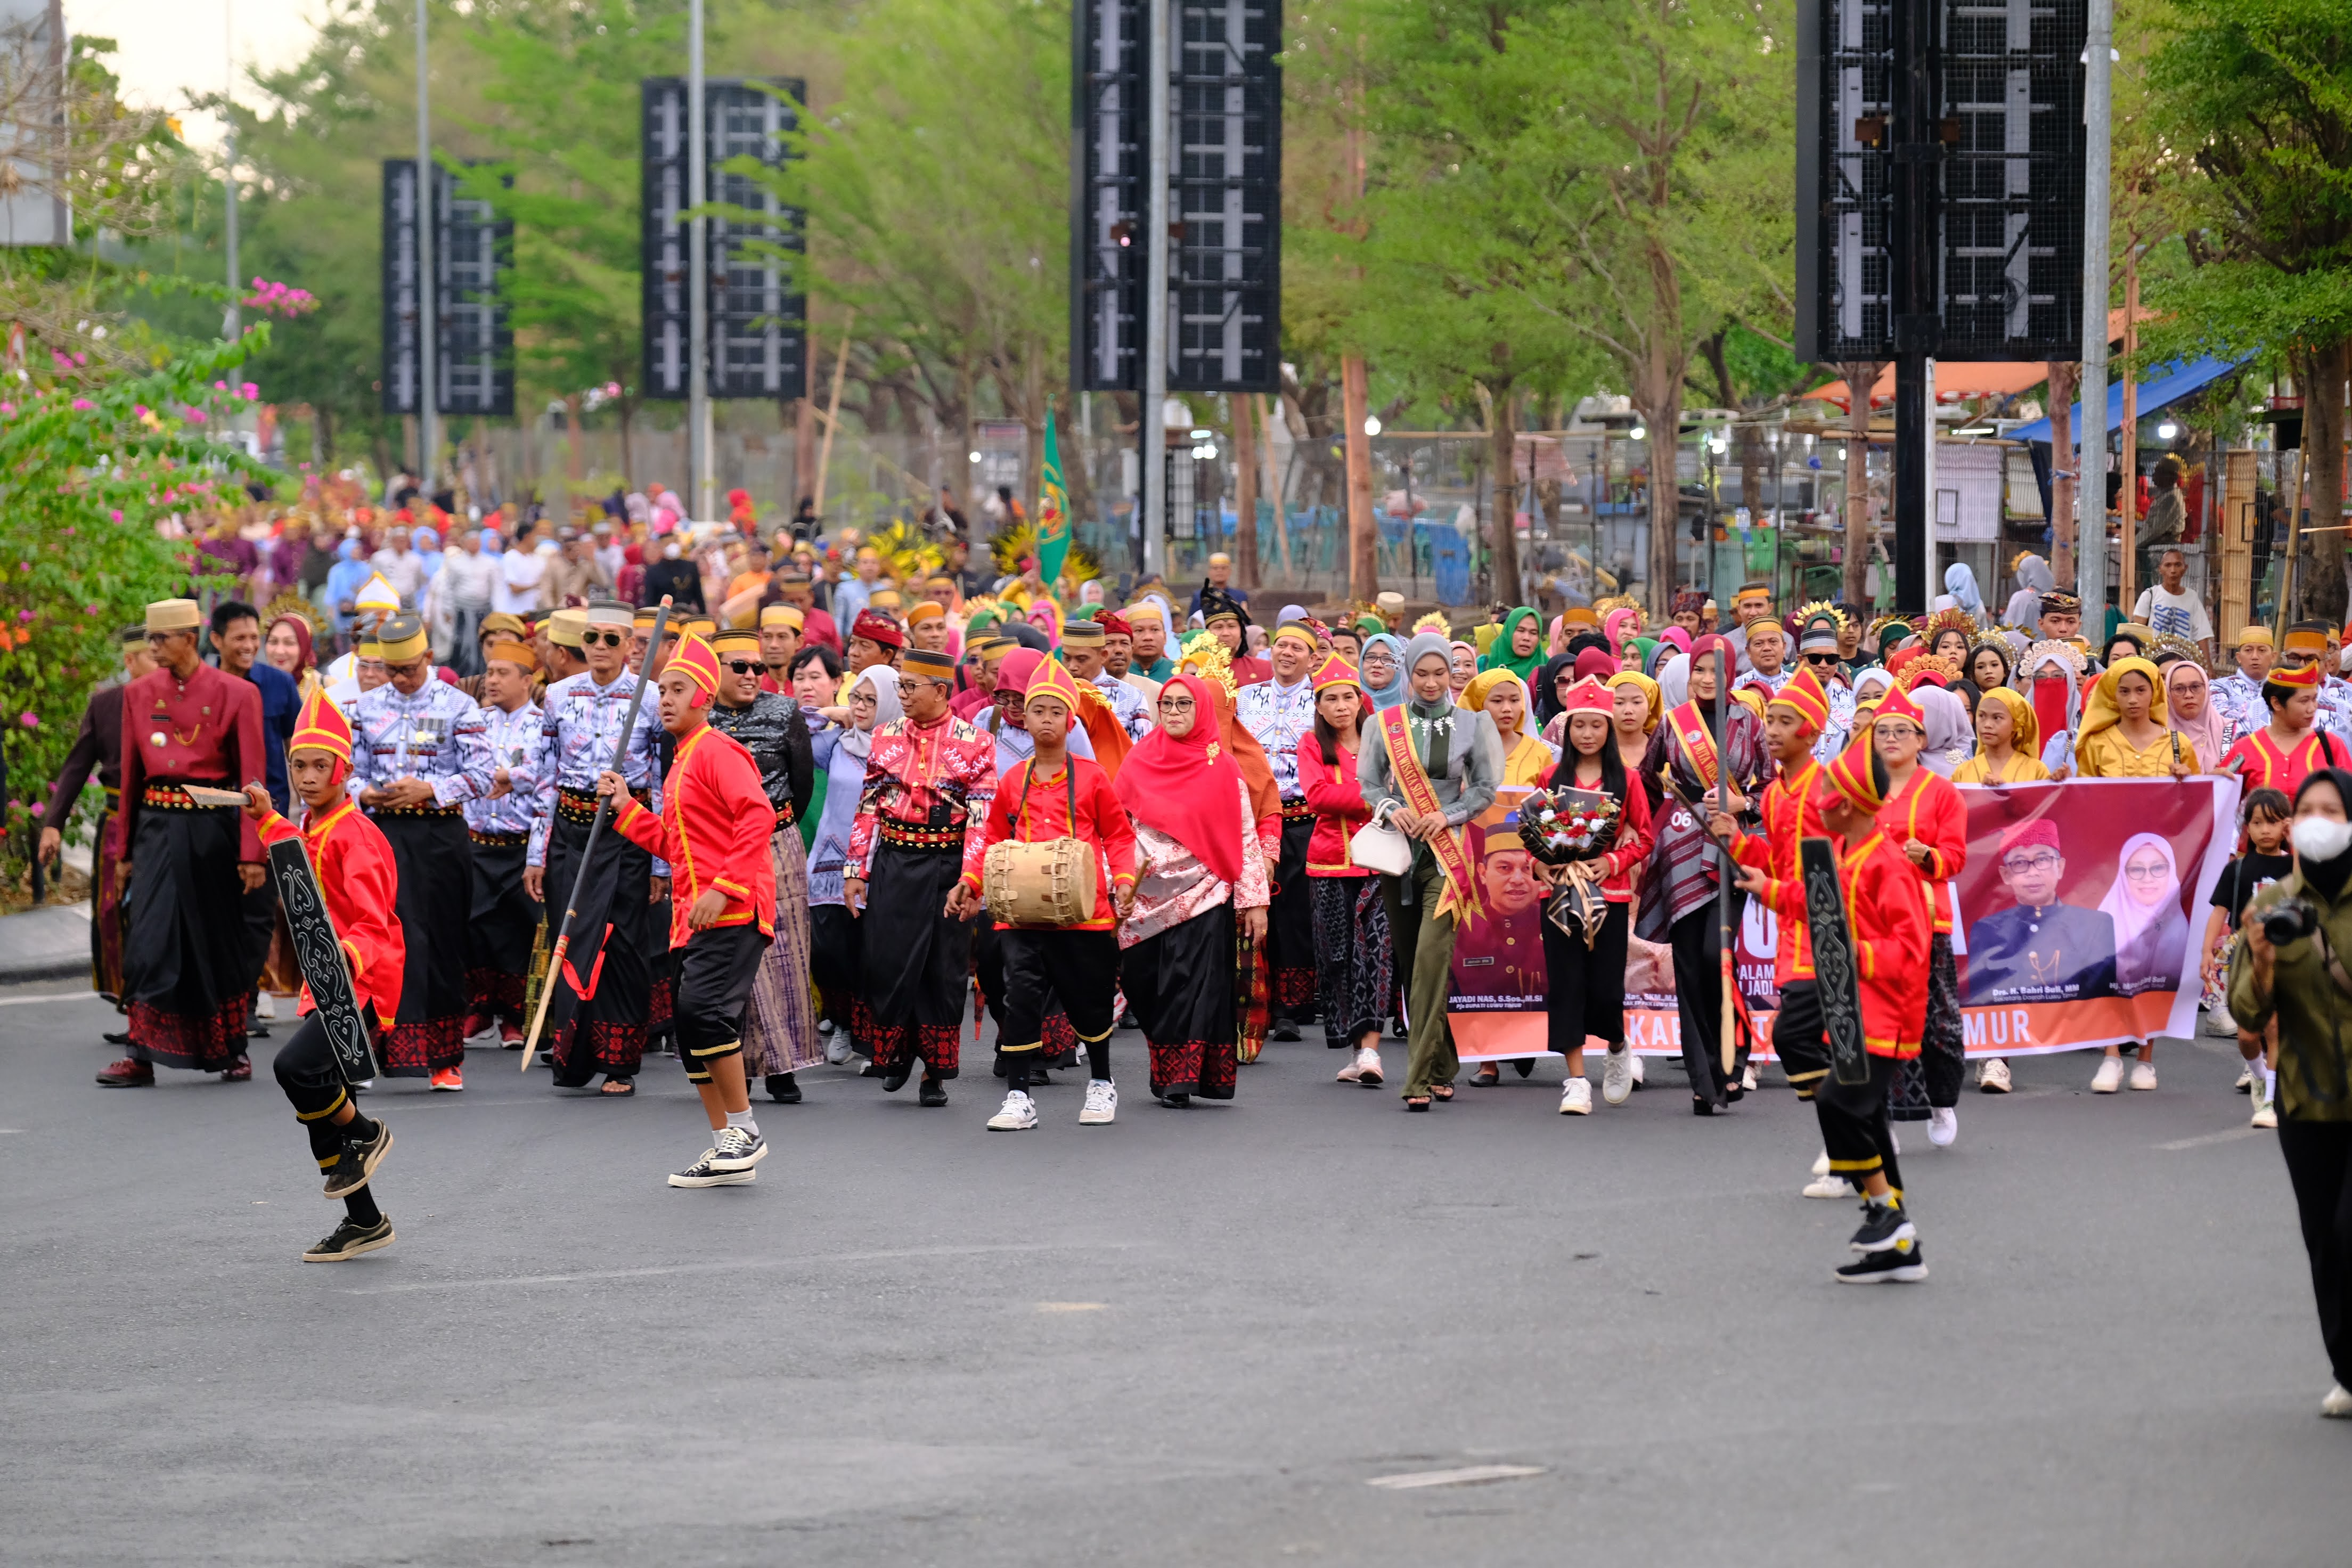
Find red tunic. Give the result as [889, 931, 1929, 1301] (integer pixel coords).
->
[1732, 754, 1829, 986]
[118, 662, 267, 863]
[256, 799, 405, 1025]
[963, 755, 1139, 932]
[1537, 759, 1656, 902]
[1878, 767, 1967, 933]
[1753, 828, 1932, 1057]
[2220, 726, 2348, 799]
[1297, 737, 1371, 878]
[611, 722, 777, 948]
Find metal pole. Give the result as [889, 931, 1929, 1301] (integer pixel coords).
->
[415, 0, 436, 489]
[223, 0, 239, 340]
[688, 0, 712, 524]
[1141, 0, 1170, 579]
[2076, 0, 2113, 629]
[1889, 0, 1936, 615]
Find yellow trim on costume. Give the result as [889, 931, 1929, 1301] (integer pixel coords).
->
[711, 876, 750, 900]
[1000, 1040, 1046, 1054]
[297, 1089, 348, 1122]
[1075, 1025, 1114, 1043]
[1827, 1156, 1883, 1173]
[689, 1038, 744, 1057]
[317, 1153, 340, 1169]
[665, 726, 708, 895]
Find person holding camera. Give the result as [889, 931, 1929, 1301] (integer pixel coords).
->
[2227, 767, 2352, 1419]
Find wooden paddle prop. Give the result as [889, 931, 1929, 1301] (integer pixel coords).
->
[1800, 837, 1873, 1087]
[520, 597, 674, 1072]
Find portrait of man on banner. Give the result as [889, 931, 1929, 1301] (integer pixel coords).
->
[1964, 816, 2119, 1005]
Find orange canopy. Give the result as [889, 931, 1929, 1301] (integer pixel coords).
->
[1803, 308, 2153, 409]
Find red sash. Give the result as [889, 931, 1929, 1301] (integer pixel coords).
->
[1665, 700, 1721, 791]
[1376, 705, 1482, 922]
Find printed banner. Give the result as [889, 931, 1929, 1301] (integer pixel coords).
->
[1444, 774, 2239, 1062]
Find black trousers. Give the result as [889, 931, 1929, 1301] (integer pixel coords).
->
[998, 928, 1118, 1054]
[1817, 1051, 1906, 1198]
[1670, 900, 1749, 1101]
[1265, 814, 1317, 1018]
[273, 1011, 381, 1222]
[2278, 1120, 2352, 1389]
[1773, 980, 1833, 1101]
[672, 925, 770, 1084]
[1540, 898, 1629, 1054]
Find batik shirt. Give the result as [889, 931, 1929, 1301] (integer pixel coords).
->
[527, 669, 664, 869]
[346, 677, 493, 811]
[465, 699, 542, 837]
[1090, 669, 1154, 741]
[2210, 669, 2265, 746]
[976, 708, 1097, 776]
[1235, 673, 1317, 801]
[846, 710, 998, 883]
[2322, 675, 2352, 741]
[1811, 676, 1858, 765]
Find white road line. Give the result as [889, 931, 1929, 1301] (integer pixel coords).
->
[2159, 1126, 2262, 1151]
[1367, 1465, 1546, 1491]
[342, 1239, 1144, 1296]
[0, 990, 103, 1007]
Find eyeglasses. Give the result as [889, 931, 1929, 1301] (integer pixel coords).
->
[1158, 696, 1197, 712]
[2002, 852, 2061, 875]
[723, 659, 762, 675]
[583, 631, 627, 648]
[2124, 861, 2171, 883]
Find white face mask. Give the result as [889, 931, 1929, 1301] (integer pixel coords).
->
[2292, 814, 2352, 863]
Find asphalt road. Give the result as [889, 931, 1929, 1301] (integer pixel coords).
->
[4, 991, 2346, 1567]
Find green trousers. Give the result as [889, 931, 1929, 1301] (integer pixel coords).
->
[1383, 858, 1459, 1098]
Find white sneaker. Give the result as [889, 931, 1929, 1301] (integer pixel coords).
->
[1558, 1077, 1592, 1115]
[1628, 1052, 1646, 1089]
[987, 1090, 1038, 1130]
[2323, 1383, 2352, 1419]
[2235, 1062, 2255, 1093]
[2090, 1056, 2125, 1093]
[1600, 1047, 1634, 1105]
[2129, 1060, 2158, 1091]
[1803, 1172, 1859, 1199]
[1741, 1064, 1758, 1092]
[1354, 1047, 1383, 1087]
[1978, 1058, 2012, 1093]
[709, 1126, 767, 1171]
[1335, 1054, 1363, 1083]
[2204, 1004, 2239, 1038]
[1080, 1080, 1117, 1125]
[2251, 1098, 2278, 1130]
[1812, 1149, 1832, 1177]
[255, 992, 279, 1021]
[1928, 1106, 1957, 1147]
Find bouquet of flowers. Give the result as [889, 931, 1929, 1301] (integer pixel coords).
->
[1513, 786, 1622, 867]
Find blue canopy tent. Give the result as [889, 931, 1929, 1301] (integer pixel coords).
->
[2013, 354, 2250, 521]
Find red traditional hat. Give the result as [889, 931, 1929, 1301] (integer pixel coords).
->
[1826, 727, 1888, 814]
[670, 631, 722, 705]
[289, 686, 353, 767]
[1311, 652, 1360, 694]
[1869, 684, 1927, 733]
[1097, 611, 1133, 637]
[849, 609, 905, 650]
[1023, 655, 1087, 714]
[1998, 817, 2063, 859]
[1560, 675, 1615, 714]
[1767, 665, 1831, 733]
[2267, 662, 2322, 693]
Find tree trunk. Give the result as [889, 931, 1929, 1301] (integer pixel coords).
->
[794, 396, 817, 510]
[617, 397, 637, 494]
[317, 406, 335, 465]
[1342, 353, 1377, 602]
[1231, 394, 1260, 590]
[2293, 338, 2349, 623]
[1484, 381, 1523, 609]
[1635, 383, 1684, 621]
[565, 395, 585, 484]
[1257, 395, 1291, 583]
[1840, 362, 1881, 606]
[1022, 352, 1044, 528]
[2048, 361, 2078, 585]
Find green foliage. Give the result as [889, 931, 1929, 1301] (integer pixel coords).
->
[0, 336, 270, 850]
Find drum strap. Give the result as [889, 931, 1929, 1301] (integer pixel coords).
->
[1014, 757, 1081, 843]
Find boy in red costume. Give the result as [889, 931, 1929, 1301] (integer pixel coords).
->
[598, 632, 778, 1188]
[1736, 729, 1934, 1283]
[964, 658, 1139, 1130]
[1867, 685, 1971, 1137]
[241, 688, 406, 1262]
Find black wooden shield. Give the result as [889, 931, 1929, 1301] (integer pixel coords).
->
[266, 837, 380, 1085]
[1800, 836, 1872, 1087]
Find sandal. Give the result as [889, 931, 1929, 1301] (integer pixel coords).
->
[1404, 1096, 1431, 1112]
[1430, 1084, 1455, 1102]
[1470, 1065, 1499, 1088]
[599, 1077, 635, 1098]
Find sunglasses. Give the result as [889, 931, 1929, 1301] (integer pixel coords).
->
[1802, 651, 1840, 666]
[583, 631, 627, 648]
[723, 659, 762, 675]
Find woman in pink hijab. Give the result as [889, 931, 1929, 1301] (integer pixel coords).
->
[2163, 658, 2228, 771]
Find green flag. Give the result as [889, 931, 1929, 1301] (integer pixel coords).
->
[1036, 406, 1071, 589]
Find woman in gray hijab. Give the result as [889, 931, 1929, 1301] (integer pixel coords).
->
[1915, 684, 1975, 778]
[2004, 553, 2055, 630]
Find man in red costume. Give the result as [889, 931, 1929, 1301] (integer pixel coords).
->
[242, 687, 406, 1261]
[599, 632, 780, 1188]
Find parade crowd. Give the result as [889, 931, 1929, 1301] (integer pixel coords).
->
[36, 498, 2352, 1414]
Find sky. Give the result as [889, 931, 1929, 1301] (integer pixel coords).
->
[69, 0, 324, 154]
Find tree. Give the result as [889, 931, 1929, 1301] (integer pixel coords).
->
[2145, 0, 2352, 619]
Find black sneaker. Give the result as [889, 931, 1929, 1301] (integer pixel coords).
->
[322, 1119, 393, 1200]
[1270, 1018, 1302, 1042]
[881, 1064, 913, 1093]
[1848, 1199, 1917, 1254]
[302, 1215, 394, 1262]
[765, 1073, 801, 1104]
[708, 1126, 768, 1172]
[669, 1149, 756, 1188]
[1835, 1239, 1927, 1284]
[917, 1077, 949, 1108]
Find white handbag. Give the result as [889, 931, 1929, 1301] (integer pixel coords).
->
[1349, 818, 1414, 876]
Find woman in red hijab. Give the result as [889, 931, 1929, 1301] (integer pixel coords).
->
[1114, 674, 1272, 1106]
[265, 612, 321, 703]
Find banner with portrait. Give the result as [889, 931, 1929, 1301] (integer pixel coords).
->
[1444, 775, 2239, 1061]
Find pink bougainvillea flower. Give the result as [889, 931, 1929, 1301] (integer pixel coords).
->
[19, 711, 36, 726]
[186, 409, 207, 423]
[109, 509, 121, 521]
[70, 398, 92, 411]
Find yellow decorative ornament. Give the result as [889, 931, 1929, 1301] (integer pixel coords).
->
[990, 521, 1101, 593]
[1178, 629, 1237, 699]
[1794, 597, 1848, 635]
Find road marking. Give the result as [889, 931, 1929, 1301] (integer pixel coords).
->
[2159, 1126, 2261, 1151]
[342, 1240, 1142, 1296]
[1367, 1465, 1546, 1491]
[0, 990, 103, 1007]
[1037, 1301, 1106, 1312]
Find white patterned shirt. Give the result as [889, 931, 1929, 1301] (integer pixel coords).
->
[466, 698, 543, 836]
[1090, 669, 1153, 740]
[527, 669, 664, 868]
[1235, 674, 1316, 801]
[345, 677, 493, 808]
